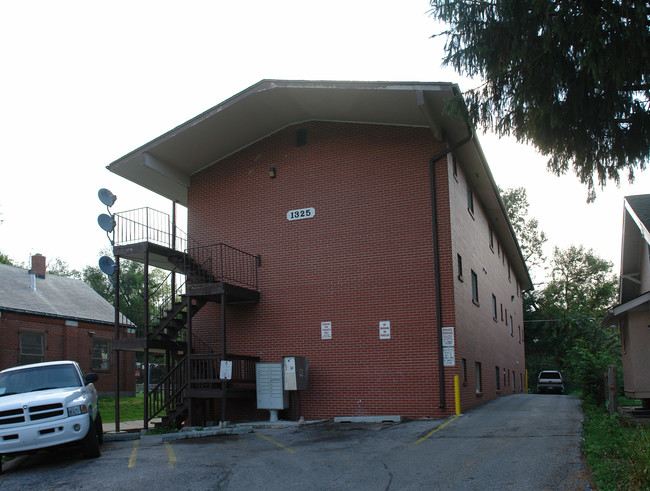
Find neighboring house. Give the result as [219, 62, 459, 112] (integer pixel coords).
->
[0, 254, 135, 394]
[105, 80, 532, 426]
[603, 194, 650, 408]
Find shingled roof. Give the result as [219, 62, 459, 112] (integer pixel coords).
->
[0, 263, 119, 325]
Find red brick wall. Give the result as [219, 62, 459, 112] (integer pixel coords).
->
[447, 155, 527, 413]
[0, 310, 135, 394]
[188, 121, 522, 420]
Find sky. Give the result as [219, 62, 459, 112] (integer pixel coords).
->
[1, 1, 648, 285]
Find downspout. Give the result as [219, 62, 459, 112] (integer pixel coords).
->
[428, 127, 473, 410]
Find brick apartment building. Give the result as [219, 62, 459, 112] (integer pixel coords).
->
[0, 254, 135, 394]
[106, 80, 532, 424]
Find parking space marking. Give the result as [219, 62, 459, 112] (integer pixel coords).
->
[128, 439, 139, 468]
[255, 433, 296, 454]
[164, 442, 177, 469]
[413, 415, 462, 444]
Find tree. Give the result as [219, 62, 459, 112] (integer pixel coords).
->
[499, 187, 547, 274]
[526, 245, 619, 400]
[430, 1, 650, 201]
[48, 258, 81, 279]
[83, 258, 172, 333]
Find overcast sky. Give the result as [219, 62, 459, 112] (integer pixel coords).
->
[1, 1, 648, 284]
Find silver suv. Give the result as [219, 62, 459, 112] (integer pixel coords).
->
[537, 370, 564, 394]
[0, 361, 103, 473]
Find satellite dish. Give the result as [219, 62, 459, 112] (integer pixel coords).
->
[98, 256, 117, 276]
[98, 188, 117, 208]
[97, 214, 116, 233]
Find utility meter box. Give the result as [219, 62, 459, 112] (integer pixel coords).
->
[256, 362, 289, 410]
[283, 356, 308, 391]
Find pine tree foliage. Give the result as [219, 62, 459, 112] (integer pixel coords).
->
[430, 0, 650, 200]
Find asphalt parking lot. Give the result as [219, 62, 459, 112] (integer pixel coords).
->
[0, 395, 591, 490]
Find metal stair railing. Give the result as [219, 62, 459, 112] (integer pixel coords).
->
[147, 355, 189, 422]
[186, 243, 259, 289]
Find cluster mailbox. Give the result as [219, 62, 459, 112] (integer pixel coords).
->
[256, 357, 308, 420]
[283, 356, 308, 391]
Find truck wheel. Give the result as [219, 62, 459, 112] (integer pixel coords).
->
[81, 415, 101, 458]
[95, 412, 104, 445]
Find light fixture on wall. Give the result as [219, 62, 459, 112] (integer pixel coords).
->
[268, 166, 277, 179]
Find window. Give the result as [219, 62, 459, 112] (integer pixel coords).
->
[510, 316, 514, 336]
[500, 304, 503, 321]
[520, 373, 524, 392]
[20, 332, 45, 365]
[489, 226, 494, 251]
[471, 270, 479, 305]
[492, 295, 498, 321]
[495, 366, 501, 391]
[505, 309, 508, 325]
[91, 338, 111, 370]
[451, 154, 458, 180]
[467, 185, 474, 216]
[508, 264, 512, 282]
[475, 362, 482, 393]
[462, 358, 467, 383]
[518, 325, 522, 343]
[457, 254, 464, 281]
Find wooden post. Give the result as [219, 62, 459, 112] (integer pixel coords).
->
[608, 364, 618, 414]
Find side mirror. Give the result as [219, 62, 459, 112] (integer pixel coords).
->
[85, 373, 99, 385]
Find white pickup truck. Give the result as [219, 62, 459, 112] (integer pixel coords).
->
[0, 360, 103, 473]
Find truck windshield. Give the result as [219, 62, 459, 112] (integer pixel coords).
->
[0, 365, 82, 396]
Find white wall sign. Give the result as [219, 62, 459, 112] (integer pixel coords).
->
[287, 207, 316, 221]
[443, 347, 455, 367]
[379, 321, 391, 340]
[442, 327, 455, 347]
[321, 321, 332, 340]
[220, 360, 233, 380]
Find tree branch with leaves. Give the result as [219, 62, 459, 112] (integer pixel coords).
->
[430, 0, 650, 201]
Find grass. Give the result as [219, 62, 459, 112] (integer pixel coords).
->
[619, 396, 643, 406]
[98, 394, 144, 423]
[582, 399, 650, 490]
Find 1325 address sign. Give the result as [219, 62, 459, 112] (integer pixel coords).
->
[287, 207, 316, 221]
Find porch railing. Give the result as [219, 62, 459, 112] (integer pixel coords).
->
[147, 354, 259, 422]
[186, 243, 260, 290]
[113, 207, 192, 252]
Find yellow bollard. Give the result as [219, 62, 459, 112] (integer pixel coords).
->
[454, 375, 461, 415]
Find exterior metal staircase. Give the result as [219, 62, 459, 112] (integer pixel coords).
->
[109, 207, 261, 429]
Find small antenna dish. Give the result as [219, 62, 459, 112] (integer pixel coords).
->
[98, 256, 117, 276]
[98, 188, 117, 208]
[97, 214, 116, 233]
